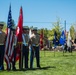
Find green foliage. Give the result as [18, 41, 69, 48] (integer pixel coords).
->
[47, 30, 53, 40]
[70, 25, 75, 39]
[49, 18, 63, 41]
[52, 20, 63, 39]
[44, 28, 48, 37]
[38, 18, 63, 41]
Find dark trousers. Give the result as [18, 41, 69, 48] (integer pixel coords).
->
[12, 47, 16, 69]
[64, 44, 67, 52]
[22, 45, 29, 68]
[0, 45, 5, 70]
[68, 47, 72, 53]
[30, 46, 40, 68]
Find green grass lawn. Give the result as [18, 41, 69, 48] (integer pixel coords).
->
[0, 51, 76, 75]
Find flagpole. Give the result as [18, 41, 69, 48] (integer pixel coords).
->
[63, 47, 64, 56]
[54, 48, 55, 57]
[18, 42, 23, 70]
[21, 42, 23, 70]
[64, 20, 66, 32]
[63, 20, 66, 56]
[16, 6, 23, 70]
[54, 31, 57, 57]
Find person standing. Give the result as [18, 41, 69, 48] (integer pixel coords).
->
[11, 26, 17, 70]
[30, 27, 41, 69]
[74, 38, 76, 49]
[0, 23, 6, 70]
[22, 26, 29, 69]
[74, 38, 76, 44]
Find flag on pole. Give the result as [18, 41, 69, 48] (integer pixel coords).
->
[4, 5, 14, 70]
[16, 6, 23, 42]
[67, 31, 71, 47]
[59, 31, 66, 45]
[29, 29, 32, 38]
[40, 29, 44, 50]
[16, 6, 23, 61]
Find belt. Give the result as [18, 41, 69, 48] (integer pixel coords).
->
[13, 44, 16, 46]
[36, 44, 39, 47]
[23, 43, 28, 46]
[32, 44, 39, 47]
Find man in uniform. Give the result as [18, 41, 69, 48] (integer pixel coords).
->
[30, 27, 41, 68]
[0, 23, 6, 70]
[74, 38, 76, 48]
[22, 26, 29, 69]
[74, 38, 76, 44]
[11, 26, 17, 70]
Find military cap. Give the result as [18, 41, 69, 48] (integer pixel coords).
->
[0, 23, 4, 26]
[23, 26, 29, 30]
[32, 27, 37, 31]
[11, 26, 16, 31]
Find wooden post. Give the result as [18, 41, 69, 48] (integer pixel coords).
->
[54, 49, 55, 57]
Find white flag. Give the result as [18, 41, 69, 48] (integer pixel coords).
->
[67, 31, 72, 47]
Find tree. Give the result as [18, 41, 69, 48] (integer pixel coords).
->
[70, 25, 75, 39]
[51, 18, 63, 40]
[44, 28, 48, 37]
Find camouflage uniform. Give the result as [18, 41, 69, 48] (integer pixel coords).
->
[0, 23, 6, 70]
[11, 26, 17, 70]
[22, 26, 29, 69]
[30, 27, 40, 68]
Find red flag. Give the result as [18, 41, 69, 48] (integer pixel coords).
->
[40, 29, 44, 50]
[16, 6, 23, 61]
[16, 6, 23, 42]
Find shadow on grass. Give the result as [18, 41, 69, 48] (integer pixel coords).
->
[26, 66, 56, 71]
[63, 54, 75, 57]
[0, 66, 56, 72]
[3, 66, 56, 71]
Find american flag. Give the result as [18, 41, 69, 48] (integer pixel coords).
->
[4, 5, 14, 70]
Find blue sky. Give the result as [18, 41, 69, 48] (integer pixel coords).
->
[0, 0, 76, 31]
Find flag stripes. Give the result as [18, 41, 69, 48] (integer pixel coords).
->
[4, 5, 14, 70]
